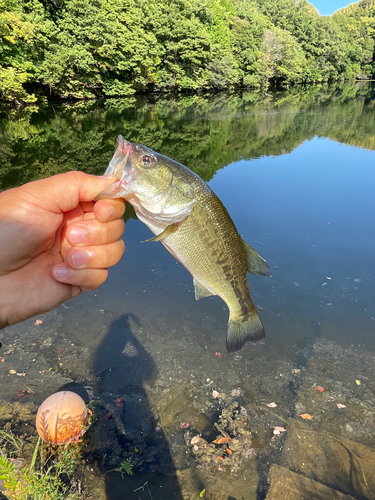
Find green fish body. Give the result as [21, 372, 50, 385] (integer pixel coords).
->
[98, 136, 271, 353]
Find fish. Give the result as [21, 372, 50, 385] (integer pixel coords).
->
[98, 136, 272, 353]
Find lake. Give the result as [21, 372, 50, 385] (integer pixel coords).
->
[1, 81, 375, 499]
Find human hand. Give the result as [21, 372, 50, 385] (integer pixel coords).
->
[0, 171, 125, 329]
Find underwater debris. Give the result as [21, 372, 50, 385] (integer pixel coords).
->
[186, 402, 253, 474]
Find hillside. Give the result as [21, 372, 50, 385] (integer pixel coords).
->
[0, 0, 374, 103]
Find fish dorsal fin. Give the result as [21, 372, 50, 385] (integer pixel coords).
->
[142, 223, 179, 243]
[243, 241, 272, 276]
[193, 279, 214, 300]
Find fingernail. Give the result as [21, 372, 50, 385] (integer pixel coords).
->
[69, 226, 87, 244]
[106, 205, 116, 220]
[72, 250, 89, 267]
[53, 264, 69, 280]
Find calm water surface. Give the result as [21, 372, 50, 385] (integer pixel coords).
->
[1, 81, 375, 499]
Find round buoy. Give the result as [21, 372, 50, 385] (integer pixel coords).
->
[36, 391, 91, 445]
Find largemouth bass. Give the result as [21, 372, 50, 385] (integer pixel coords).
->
[98, 136, 272, 353]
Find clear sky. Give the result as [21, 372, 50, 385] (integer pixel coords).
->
[310, 0, 356, 15]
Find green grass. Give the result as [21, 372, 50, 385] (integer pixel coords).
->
[0, 430, 84, 500]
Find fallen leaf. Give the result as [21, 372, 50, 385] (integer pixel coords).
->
[215, 352, 221, 357]
[217, 456, 223, 460]
[337, 404, 346, 409]
[274, 426, 286, 432]
[316, 386, 324, 392]
[113, 397, 123, 403]
[212, 390, 219, 398]
[216, 437, 231, 444]
[226, 448, 233, 455]
[200, 489, 206, 497]
[266, 402, 277, 408]
[0, 359, 4, 363]
[180, 422, 190, 429]
[191, 436, 200, 445]
[292, 369, 301, 374]
[356, 380, 361, 386]
[244, 449, 253, 458]
[9, 369, 16, 374]
[299, 414, 313, 420]
[35, 320, 43, 325]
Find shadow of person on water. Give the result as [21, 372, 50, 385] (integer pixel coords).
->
[91, 313, 184, 500]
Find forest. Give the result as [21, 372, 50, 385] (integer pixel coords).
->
[0, 0, 375, 103]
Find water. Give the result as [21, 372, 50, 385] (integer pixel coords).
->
[1, 81, 375, 499]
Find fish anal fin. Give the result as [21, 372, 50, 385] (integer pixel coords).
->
[142, 222, 179, 243]
[193, 279, 214, 300]
[243, 241, 272, 277]
[226, 311, 265, 353]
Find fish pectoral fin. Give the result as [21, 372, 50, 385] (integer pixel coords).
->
[193, 279, 214, 300]
[142, 222, 179, 243]
[243, 241, 272, 276]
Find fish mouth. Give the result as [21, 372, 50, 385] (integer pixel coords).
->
[104, 135, 133, 181]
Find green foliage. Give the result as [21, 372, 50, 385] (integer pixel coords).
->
[259, 27, 308, 86]
[0, 429, 85, 500]
[105, 456, 134, 477]
[0, 0, 37, 103]
[0, 0, 375, 101]
[119, 457, 134, 476]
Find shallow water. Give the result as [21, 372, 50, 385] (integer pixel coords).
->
[1, 81, 375, 499]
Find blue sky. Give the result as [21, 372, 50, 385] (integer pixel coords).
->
[310, 0, 356, 15]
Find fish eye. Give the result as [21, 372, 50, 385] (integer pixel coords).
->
[141, 155, 154, 168]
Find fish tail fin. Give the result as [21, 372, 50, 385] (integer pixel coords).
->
[226, 311, 265, 354]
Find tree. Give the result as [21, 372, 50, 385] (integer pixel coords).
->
[0, 0, 36, 103]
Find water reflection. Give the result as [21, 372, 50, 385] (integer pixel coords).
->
[1, 81, 375, 191]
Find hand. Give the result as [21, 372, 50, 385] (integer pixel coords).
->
[0, 171, 125, 329]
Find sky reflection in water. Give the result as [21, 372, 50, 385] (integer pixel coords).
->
[208, 137, 375, 352]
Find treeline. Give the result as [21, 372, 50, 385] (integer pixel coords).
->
[1, 0, 375, 103]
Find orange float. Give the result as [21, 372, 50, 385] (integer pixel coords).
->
[36, 391, 91, 445]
